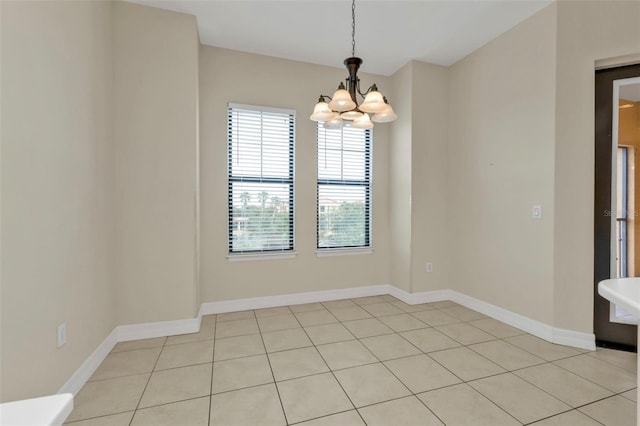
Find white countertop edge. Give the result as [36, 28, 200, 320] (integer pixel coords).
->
[598, 278, 640, 321]
[0, 393, 73, 426]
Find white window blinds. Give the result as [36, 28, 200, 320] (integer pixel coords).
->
[317, 123, 371, 249]
[228, 104, 295, 253]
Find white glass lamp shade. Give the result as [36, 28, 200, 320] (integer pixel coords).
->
[328, 88, 356, 112]
[340, 109, 363, 121]
[323, 116, 345, 129]
[352, 113, 373, 129]
[372, 103, 398, 123]
[310, 101, 339, 122]
[359, 90, 386, 113]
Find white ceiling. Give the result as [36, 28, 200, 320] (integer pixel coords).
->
[620, 82, 640, 102]
[129, 0, 553, 76]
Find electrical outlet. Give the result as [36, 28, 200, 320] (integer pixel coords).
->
[57, 322, 66, 348]
[426, 262, 433, 273]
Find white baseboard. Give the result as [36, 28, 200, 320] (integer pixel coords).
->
[400, 288, 596, 351]
[116, 316, 201, 342]
[58, 283, 596, 400]
[57, 329, 118, 396]
[200, 284, 392, 315]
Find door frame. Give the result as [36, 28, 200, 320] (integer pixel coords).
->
[594, 64, 640, 350]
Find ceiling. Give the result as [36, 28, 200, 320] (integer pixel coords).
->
[620, 83, 640, 102]
[129, 0, 553, 76]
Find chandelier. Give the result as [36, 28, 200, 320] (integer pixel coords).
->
[309, 0, 397, 129]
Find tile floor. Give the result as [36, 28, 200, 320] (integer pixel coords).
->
[65, 296, 638, 425]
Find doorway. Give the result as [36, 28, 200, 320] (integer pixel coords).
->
[594, 64, 640, 350]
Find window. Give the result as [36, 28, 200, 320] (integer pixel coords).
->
[228, 104, 294, 254]
[317, 123, 371, 249]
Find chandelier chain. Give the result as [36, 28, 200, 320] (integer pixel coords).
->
[351, 0, 356, 57]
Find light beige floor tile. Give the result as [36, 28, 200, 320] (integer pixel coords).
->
[514, 363, 613, 407]
[215, 317, 260, 338]
[352, 296, 387, 305]
[67, 373, 150, 422]
[211, 354, 273, 394]
[90, 348, 161, 381]
[361, 302, 404, 317]
[429, 347, 505, 381]
[322, 299, 357, 310]
[378, 313, 429, 332]
[504, 334, 581, 361]
[554, 354, 637, 393]
[468, 373, 570, 424]
[429, 301, 458, 309]
[262, 328, 313, 353]
[277, 372, 353, 424]
[316, 340, 378, 370]
[384, 354, 461, 393]
[328, 306, 373, 321]
[131, 396, 209, 426]
[579, 395, 637, 426]
[294, 309, 337, 326]
[622, 389, 638, 402]
[154, 340, 213, 370]
[390, 301, 436, 313]
[360, 333, 421, 361]
[435, 323, 497, 345]
[165, 326, 215, 346]
[358, 396, 444, 426]
[290, 302, 326, 313]
[111, 338, 166, 353]
[380, 295, 400, 302]
[588, 347, 637, 373]
[255, 306, 293, 318]
[411, 310, 461, 326]
[257, 313, 301, 332]
[334, 363, 410, 407]
[216, 310, 255, 322]
[468, 318, 524, 338]
[529, 410, 602, 426]
[439, 306, 487, 321]
[400, 328, 460, 353]
[297, 410, 365, 426]
[343, 318, 394, 338]
[468, 340, 545, 371]
[64, 411, 134, 426]
[213, 333, 265, 361]
[138, 363, 212, 408]
[305, 323, 355, 345]
[210, 383, 286, 426]
[268, 347, 329, 381]
[419, 383, 519, 426]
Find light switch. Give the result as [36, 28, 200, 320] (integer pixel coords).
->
[532, 205, 542, 219]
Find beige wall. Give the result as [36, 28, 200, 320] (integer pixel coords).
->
[446, 4, 558, 325]
[410, 61, 449, 293]
[553, 0, 640, 333]
[198, 46, 391, 302]
[1, 1, 115, 401]
[389, 63, 413, 292]
[113, 2, 200, 324]
[389, 61, 449, 293]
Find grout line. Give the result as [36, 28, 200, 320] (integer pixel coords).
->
[254, 307, 290, 425]
[128, 335, 167, 426]
[207, 314, 218, 426]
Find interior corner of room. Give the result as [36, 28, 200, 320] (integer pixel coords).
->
[1, 0, 639, 412]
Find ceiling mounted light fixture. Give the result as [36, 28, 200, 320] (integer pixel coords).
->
[310, 0, 397, 129]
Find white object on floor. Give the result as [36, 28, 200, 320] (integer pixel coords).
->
[597, 277, 640, 426]
[0, 393, 73, 426]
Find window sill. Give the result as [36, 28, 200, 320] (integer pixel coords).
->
[227, 251, 297, 262]
[316, 247, 373, 257]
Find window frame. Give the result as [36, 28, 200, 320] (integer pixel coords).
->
[227, 103, 295, 257]
[316, 123, 372, 252]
